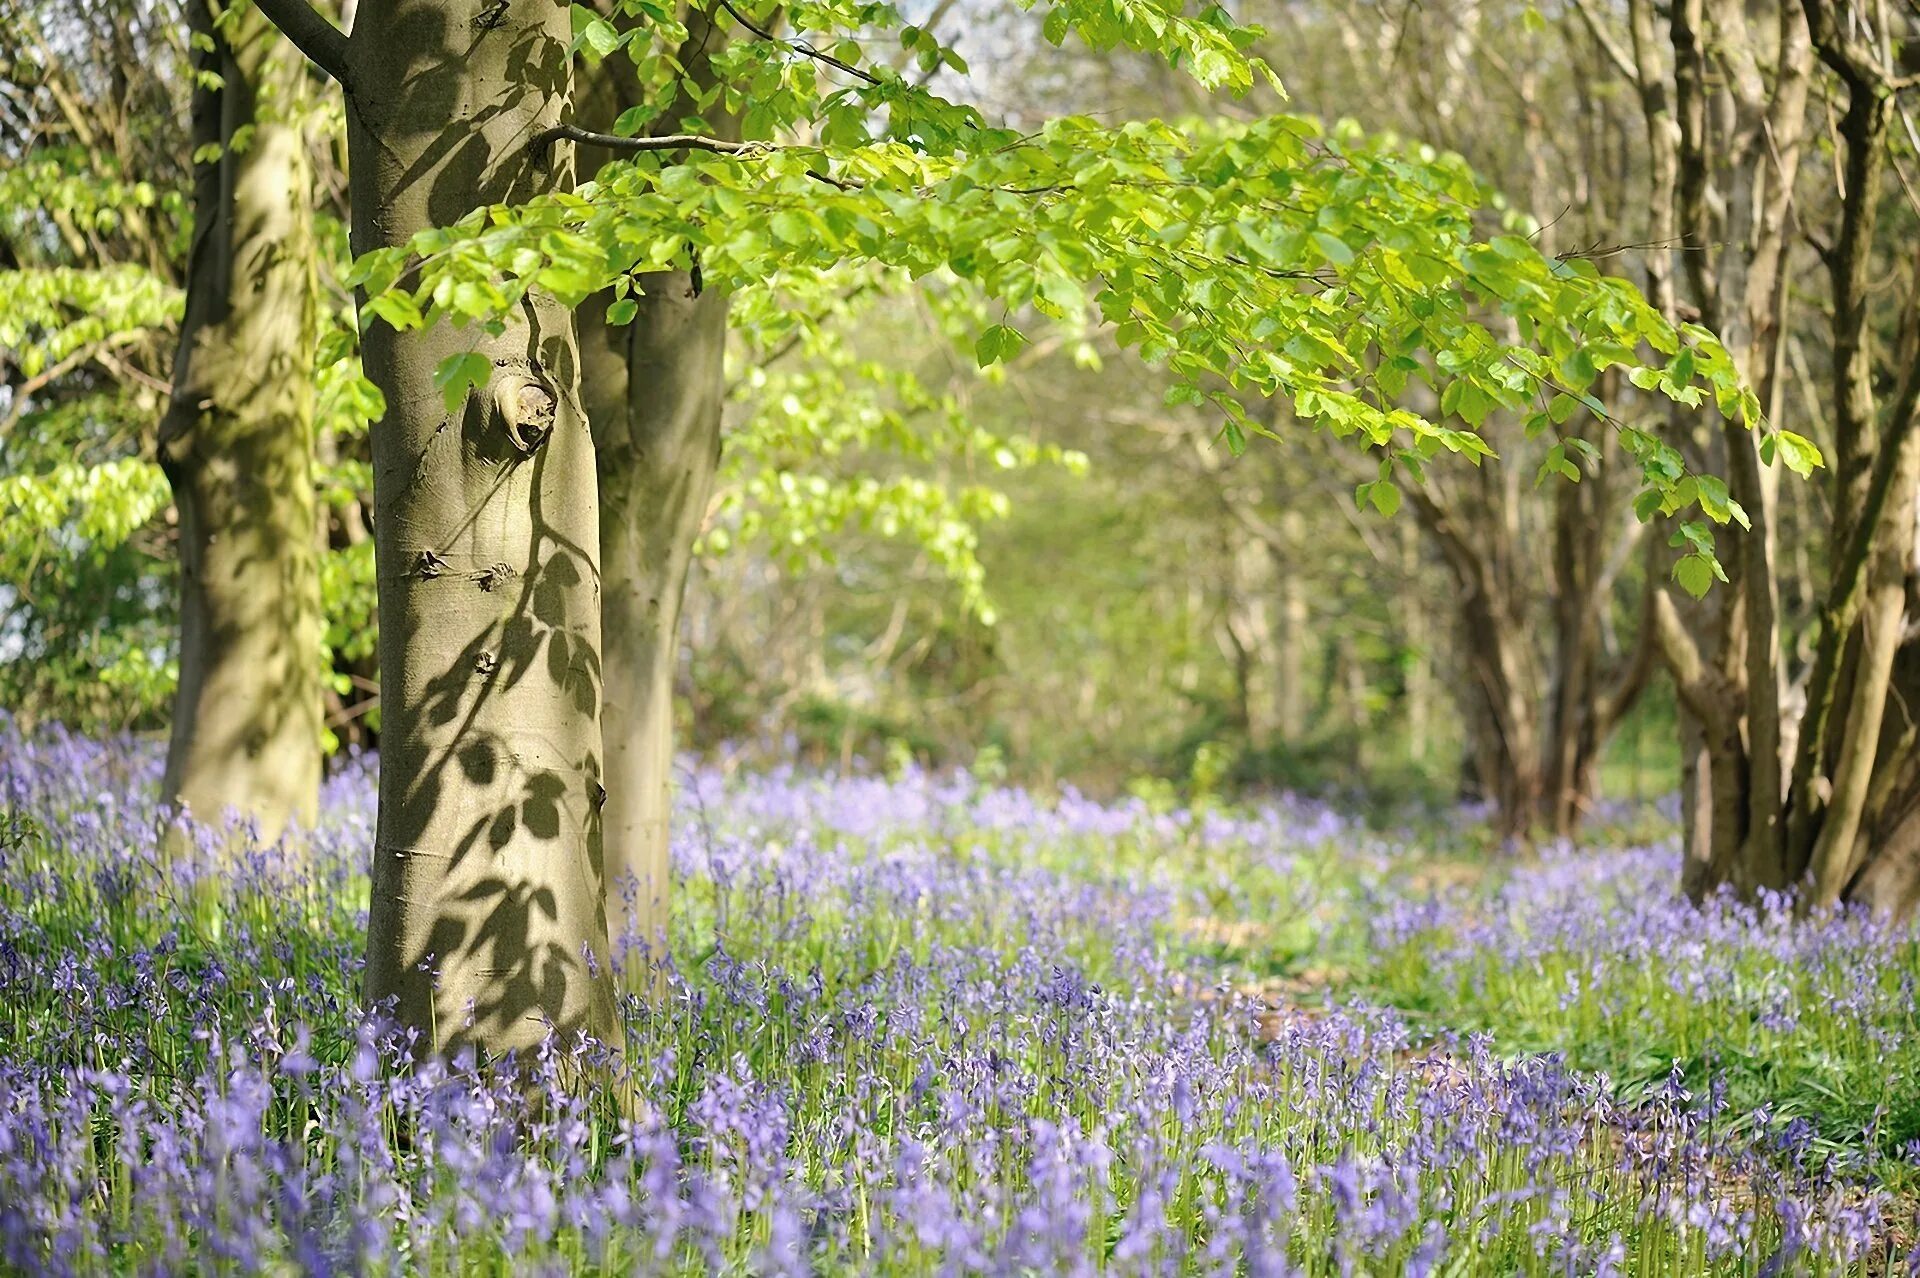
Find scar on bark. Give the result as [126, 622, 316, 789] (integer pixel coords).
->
[495, 372, 556, 456]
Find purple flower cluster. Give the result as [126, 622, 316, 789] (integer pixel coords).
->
[0, 722, 1904, 1273]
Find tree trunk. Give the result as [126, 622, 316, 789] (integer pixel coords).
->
[158, 1, 324, 847]
[573, 21, 733, 978]
[1399, 520, 1433, 762]
[580, 277, 726, 974]
[1847, 630, 1920, 912]
[336, 0, 615, 1054]
[1275, 509, 1308, 743]
[1220, 534, 1276, 742]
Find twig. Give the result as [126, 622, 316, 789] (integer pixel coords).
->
[713, 0, 880, 86]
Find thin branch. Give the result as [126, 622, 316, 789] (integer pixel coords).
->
[533, 124, 769, 161]
[1564, 0, 1641, 84]
[531, 124, 860, 188]
[713, 0, 880, 85]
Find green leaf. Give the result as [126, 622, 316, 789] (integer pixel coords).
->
[1674, 553, 1716, 600]
[1312, 231, 1355, 266]
[974, 324, 1027, 367]
[605, 298, 639, 326]
[1771, 430, 1824, 478]
[1365, 479, 1401, 517]
[579, 16, 621, 59]
[1537, 443, 1581, 486]
[770, 210, 813, 246]
[613, 105, 651, 137]
[434, 352, 492, 414]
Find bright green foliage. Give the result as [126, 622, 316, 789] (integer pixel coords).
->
[348, 0, 1797, 585]
[585, 0, 1269, 147]
[0, 147, 187, 262]
[0, 97, 191, 729]
[0, 457, 177, 727]
[0, 266, 181, 384]
[0, 458, 172, 556]
[0, 239, 381, 733]
[716, 268, 1085, 620]
[0, 237, 184, 730]
[312, 302, 386, 687]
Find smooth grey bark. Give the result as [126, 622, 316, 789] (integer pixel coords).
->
[574, 21, 733, 978]
[260, 0, 617, 1053]
[579, 278, 726, 975]
[158, 0, 324, 848]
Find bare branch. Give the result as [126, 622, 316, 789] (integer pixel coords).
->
[532, 124, 769, 162]
[253, 0, 352, 86]
[714, 0, 881, 86]
[1565, 0, 1641, 84]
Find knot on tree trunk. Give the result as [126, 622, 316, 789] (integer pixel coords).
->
[496, 372, 556, 456]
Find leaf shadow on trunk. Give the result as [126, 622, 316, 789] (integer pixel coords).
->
[351, 4, 614, 1060]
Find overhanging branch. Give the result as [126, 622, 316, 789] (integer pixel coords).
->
[531, 124, 769, 164]
[1651, 587, 1737, 739]
[253, 0, 352, 86]
[530, 125, 858, 189]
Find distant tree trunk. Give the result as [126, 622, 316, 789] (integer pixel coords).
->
[1276, 509, 1309, 743]
[1637, 0, 1920, 913]
[1410, 451, 1649, 839]
[1411, 482, 1547, 835]
[258, 0, 618, 1053]
[1399, 520, 1433, 763]
[158, 0, 323, 847]
[1220, 534, 1277, 741]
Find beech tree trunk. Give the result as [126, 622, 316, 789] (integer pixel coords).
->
[574, 25, 732, 978]
[580, 278, 726, 973]
[259, 0, 618, 1053]
[158, 0, 324, 847]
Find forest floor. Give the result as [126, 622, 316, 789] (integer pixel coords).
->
[1, 724, 1916, 1273]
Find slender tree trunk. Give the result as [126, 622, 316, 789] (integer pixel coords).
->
[1276, 509, 1308, 742]
[1545, 469, 1599, 835]
[158, 1, 323, 847]
[1221, 534, 1276, 742]
[1849, 634, 1920, 911]
[336, 0, 615, 1053]
[580, 277, 726, 973]
[1399, 520, 1432, 762]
